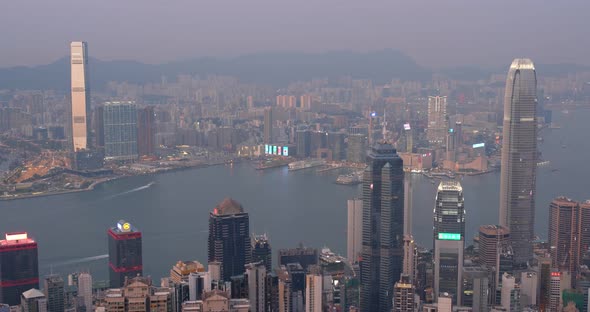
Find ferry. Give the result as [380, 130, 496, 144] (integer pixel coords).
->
[288, 159, 326, 171]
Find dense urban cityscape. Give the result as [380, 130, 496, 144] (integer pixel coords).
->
[2, 5, 590, 312]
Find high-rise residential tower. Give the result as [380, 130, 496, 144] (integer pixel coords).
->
[208, 198, 251, 281]
[360, 143, 404, 312]
[108, 220, 143, 288]
[70, 41, 91, 151]
[0, 232, 39, 306]
[427, 96, 448, 145]
[499, 58, 538, 266]
[77, 272, 92, 311]
[44, 275, 65, 312]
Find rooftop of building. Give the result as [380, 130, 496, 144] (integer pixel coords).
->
[552, 196, 579, 206]
[22, 288, 45, 299]
[172, 260, 205, 274]
[437, 180, 462, 192]
[479, 224, 510, 236]
[110, 220, 140, 234]
[510, 58, 535, 71]
[212, 197, 244, 215]
[0, 232, 36, 246]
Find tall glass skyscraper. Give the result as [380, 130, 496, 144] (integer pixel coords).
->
[70, 41, 90, 151]
[360, 143, 404, 312]
[433, 181, 465, 305]
[102, 101, 138, 161]
[433, 181, 465, 247]
[499, 58, 537, 266]
[208, 198, 251, 281]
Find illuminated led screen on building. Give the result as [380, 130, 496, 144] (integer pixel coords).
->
[472, 143, 485, 148]
[264, 144, 289, 156]
[438, 232, 461, 240]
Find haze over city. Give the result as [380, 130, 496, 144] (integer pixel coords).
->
[1, 2, 590, 312]
[1, 1, 590, 68]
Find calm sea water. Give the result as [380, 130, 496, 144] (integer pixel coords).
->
[1, 109, 588, 281]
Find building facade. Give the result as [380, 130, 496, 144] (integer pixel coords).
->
[264, 107, 273, 144]
[433, 181, 465, 247]
[347, 199, 363, 263]
[103, 101, 138, 161]
[498, 59, 538, 267]
[360, 143, 404, 312]
[44, 275, 65, 312]
[137, 106, 156, 157]
[208, 198, 251, 281]
[108, 220, 143, 288]
[427, 96, 448, 145]
[251, 234, 272, 273]
[70, 41, 91, 151]
[0, 232, 39, 306]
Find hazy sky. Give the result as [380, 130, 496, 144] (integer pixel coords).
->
[2, 1, 589, 68]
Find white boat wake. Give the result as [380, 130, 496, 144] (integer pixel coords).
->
[50, 254, 108, 267]
[105, 182, 155, 199]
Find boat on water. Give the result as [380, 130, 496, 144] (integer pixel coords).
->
[288, 159, 326, 171]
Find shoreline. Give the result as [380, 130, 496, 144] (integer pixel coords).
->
[0, 160, 231, 201]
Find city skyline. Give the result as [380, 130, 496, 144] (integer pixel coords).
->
[1, 9, 590, 309]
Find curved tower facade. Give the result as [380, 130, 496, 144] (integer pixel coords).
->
[499, 58, 537, 266]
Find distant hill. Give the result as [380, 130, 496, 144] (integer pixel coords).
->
[0, 50, 430, 91]
[1, 52, 587, 91]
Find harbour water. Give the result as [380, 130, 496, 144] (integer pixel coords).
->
[1, 109, 588, 281]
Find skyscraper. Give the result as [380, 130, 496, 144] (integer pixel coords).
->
[251, 234, 272, 272]
[77, 272, 92, 311]
[347, 198, 363, 263]
[245, 262, 266, 312]
[102, 101, 138, 161]
[548, 197, 590, 280]
[137, 106, 156, 157]
[549, 197, 580, 277]
[360, 143, 404, 312]
[478, 224, 512, 301]
[427, 96, 448, 145]
[108, 220, 143, 288]
[44, 275, 65, 312]
[499, 58, 538, 266]
[0, 232, 39, 306]
[264, 107, 273, 144]
[208, 198, 251, 281]
[433, 181, 465, 247]
[433, 181, 465, 305]
[70, 41, 90, 151]
[305, 272, 322, 312]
